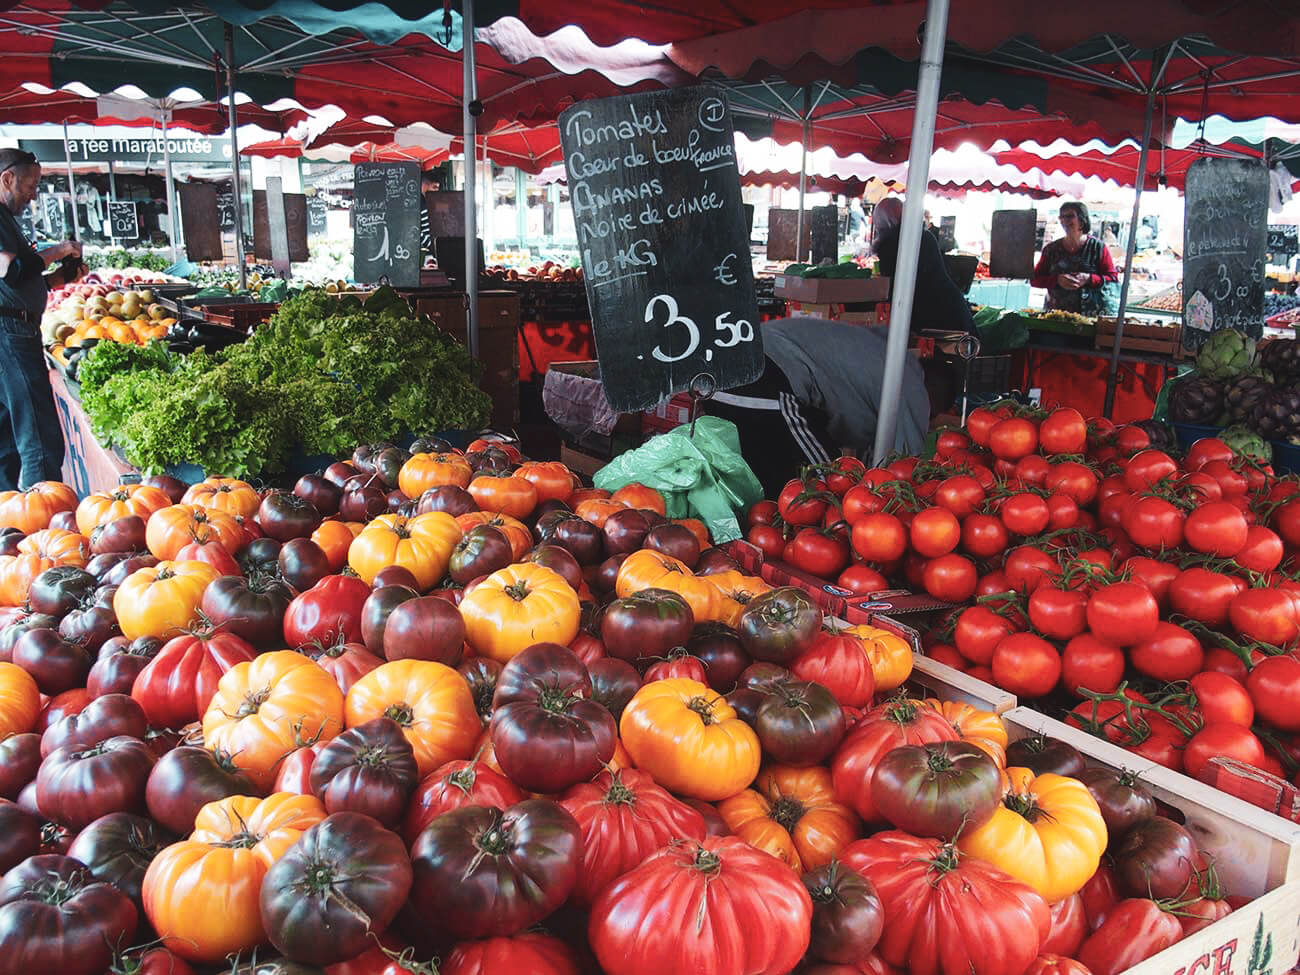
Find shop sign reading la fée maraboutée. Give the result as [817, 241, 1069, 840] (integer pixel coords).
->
[19, 138, 234, 164]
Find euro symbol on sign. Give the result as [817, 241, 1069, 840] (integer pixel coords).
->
[714, 252, 738, 286]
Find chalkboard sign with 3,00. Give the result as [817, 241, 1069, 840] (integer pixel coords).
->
[1183, 157, 1269, 351]
[559, 85, 763, 413]
[353, 161, 420, 287]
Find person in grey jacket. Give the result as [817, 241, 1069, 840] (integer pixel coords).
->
[705, 316, 929, 497]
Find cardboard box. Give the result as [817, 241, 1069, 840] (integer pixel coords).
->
[773, 273, 891, 304]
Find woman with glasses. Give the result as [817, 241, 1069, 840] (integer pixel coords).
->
[1031, 202, 1120, 314]
[0, 148, 84, 490]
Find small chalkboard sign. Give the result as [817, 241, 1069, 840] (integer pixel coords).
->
[177, 183, 223, 262]
[216, 186, 236, 231]
[766, 208, 811, 262]
[353, 161, 421, 287]
[307, 196, 328, 238]
[989, 210, 1036, 279]
[42, 195, 65, 239]
[108, 201, 139, 242]
[1183, 158, 1269, 350]
[810, 205, 839, 264]
[1267, 225, 1298, 257]
[558, 84, 763, 413]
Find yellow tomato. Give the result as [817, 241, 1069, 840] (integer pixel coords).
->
[459, 563, 580, 663]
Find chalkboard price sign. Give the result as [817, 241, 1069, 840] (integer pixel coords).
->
[16, 206, 35, 241]
[216, 187, 236, 230]
[558, 85, 763, 413]
[108, 201, 139, 241]
[1268, 225, 1298, 257]
[307, 196, 328, 237]
[353, 161, 421, 287]
[42, 195, 65, 239]
[1183, 158, 1269, 350]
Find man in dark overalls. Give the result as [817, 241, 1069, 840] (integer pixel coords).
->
[0, 148, 83, 490]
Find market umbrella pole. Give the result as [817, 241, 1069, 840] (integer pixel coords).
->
[161, 107, 180, 264]
[873, 0, 950, 464]
[794, 88, 809, 263]
[1102, 54, 1170, 418]
[225, 24, 248, 290]
[463, 0, 480, 360]
[62, 120, 80, 239]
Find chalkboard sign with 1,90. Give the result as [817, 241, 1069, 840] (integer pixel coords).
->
[558, 85, 763, 413]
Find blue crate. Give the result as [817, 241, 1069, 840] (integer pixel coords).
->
[1172, 423, 1224, 451]
[1272, 441, 1300, 475]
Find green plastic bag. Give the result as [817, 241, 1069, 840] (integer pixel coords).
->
[593, 416, 764, 543]
[1151, 365, 1195, 421]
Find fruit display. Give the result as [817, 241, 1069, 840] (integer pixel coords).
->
[1194, 328, 1257, 380]
[0, 426, 1288, 975]
[484, 258, 584, 283]
[41, 282, 178, 352]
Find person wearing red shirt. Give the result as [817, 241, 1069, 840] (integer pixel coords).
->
[1031, 202, 1119, 313]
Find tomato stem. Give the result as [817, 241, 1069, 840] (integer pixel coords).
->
[687, 695, 717, 726]
[768, 796, 806, 833]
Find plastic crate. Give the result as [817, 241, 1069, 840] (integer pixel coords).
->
[1172, 422, 1223, 451]
[1274, 441, 1300, 474]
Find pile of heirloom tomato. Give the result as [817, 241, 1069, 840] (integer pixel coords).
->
[0, 426, 1273, 975]
[746, 403, 1300, 786]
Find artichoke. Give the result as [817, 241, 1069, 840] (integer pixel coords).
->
[1258, 337, 1300, 385]
[1251, 387, 1300, 445]
[1130, 419, 1176, 450]
[1224, 374, 1276, 425]
[1195, 329, 1257, 380]
[1221, 424, 1273, 465]
[1168, 376, 1224, 425]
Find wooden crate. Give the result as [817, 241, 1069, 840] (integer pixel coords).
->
[1006, 707, 1300, 974]
[1094, 318, 1184, 359]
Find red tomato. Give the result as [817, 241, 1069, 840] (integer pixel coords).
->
[1189, 672, 1255, 727]
[975, 570, 1012, 598]
[933, 475, 985, 518]
[1202, 460, 1250, 499]
[1129, 622, 1204, 682]
[1182, 501, 1249, 558]
[1028, 586, 1088, 641]
[1185, 437, 1234, 471]
[1061, 633, 1125, 696]
[747, 500, 779, 526]
[1014, 454, 1052, 488]
[908, 507, 960, 559]
[1168, 567, 1244, 627]
[1040, 892, 1088, 958]
[988, 417, 1039, 461]
[1045, 494, 1079, 531]
[992, 632, 1062, 698]
[1235, 525, 1284, 573]
[1044, 461, 1099, 506]
[787, 526, 850, 579]
[935, 429, 972, 456]
[1077, 898, 1182, 975]
[852, 513, 907, 563]
[966, 407, 1000, 447]
[960, 514, 1009, 559]
[824, 456, 867, 496]
[1121, 496, 1184, 551]
[1039, 408, 1087, 455]
[921, 554, 977, 603]
[836, 563, 889, 596]
[1122, 450, 1177, 492]
[1180, 470, 1224, 503]
[1184, 723, 1268, 780]
[953, 605, 1017, 667]
[1086, 582, 1158, 647]
[841, 484, 885, 524]
[1004, 545, 1060, 594]
[1247, 656, 1300, 732]
[746, 523, 786, 560]
[1000, 493, 1051, 536]
[1229, 588, 1300, 647]
[1078, 862, 1121, 931]
[926, 644, 967, 671]
[1202, 647, 1251, 685]
[1122, 556, 1180, 609]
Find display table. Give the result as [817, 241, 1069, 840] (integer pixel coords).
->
[1014, 343, 1178, 423]
[49, 369, 136, 498]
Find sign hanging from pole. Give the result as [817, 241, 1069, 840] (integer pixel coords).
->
[1182, 157, 1269, 350]
[558, 84, 763, 413]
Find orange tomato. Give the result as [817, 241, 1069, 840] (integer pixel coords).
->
[467, 475, 538, 520]
[182, 477, 262, 519]
[113, 560, 220, 640]
[0, 481, 77, 533]
[611, 482, 667, 515]
[75, 483, 173, 535]
[398, 453, 473, 497]
[515, 461, 575, 504]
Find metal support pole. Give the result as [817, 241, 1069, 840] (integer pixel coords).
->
[463, 0, 480, 360]
[794, 87, 810, 263]
[107, 159, 117, 200]
[225, 24, 248, 289]
[161, 107, 180, 264]
[1102, 84, 1161, 416]
[62, 120, 80, 239]
[873, 0, 950, 464]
